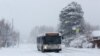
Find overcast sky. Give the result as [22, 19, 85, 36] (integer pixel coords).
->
[0, 0, 100, 40]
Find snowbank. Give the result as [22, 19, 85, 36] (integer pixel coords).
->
[70, 35, 93, 48]
[92, 30, 100, 37]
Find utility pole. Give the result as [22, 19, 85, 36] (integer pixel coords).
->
[12, 18, 14, 30]
[12, 18, 20, 46]
[11, 18, 14, 47]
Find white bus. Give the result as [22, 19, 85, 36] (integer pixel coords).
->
[37, 33, 62, 52]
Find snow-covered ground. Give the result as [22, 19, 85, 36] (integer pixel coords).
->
[0, 44, 100, 56]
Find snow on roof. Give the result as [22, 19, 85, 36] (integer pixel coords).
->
[37, 32, 61, 37]
[92, 30, 100, 37]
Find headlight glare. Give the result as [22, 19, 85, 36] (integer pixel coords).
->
[43, 45, 47, 49]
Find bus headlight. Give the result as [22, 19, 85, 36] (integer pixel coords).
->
[43, 45, 48, 49]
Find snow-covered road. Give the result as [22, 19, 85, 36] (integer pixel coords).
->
[0, 44, 100, 56]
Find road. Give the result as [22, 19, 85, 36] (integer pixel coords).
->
[0, 44, 100, 56]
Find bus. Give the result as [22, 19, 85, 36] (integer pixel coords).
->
[37, 33, 62, 52]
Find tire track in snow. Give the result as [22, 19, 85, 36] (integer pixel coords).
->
[45, 53, 52, 56]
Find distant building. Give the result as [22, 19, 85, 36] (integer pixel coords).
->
[90, 31, 100, 48]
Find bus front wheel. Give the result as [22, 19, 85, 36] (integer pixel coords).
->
[42, 49, 45, 53]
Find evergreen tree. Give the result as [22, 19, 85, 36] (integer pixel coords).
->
[59, 2, 85, 39]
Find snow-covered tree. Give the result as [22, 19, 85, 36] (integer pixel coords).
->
[58, 2, 85, 46]
[59, 2, 85, 37]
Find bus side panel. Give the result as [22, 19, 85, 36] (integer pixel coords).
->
[37, 36, 44, 51]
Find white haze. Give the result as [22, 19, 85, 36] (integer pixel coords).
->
[0, 0, 100, 42]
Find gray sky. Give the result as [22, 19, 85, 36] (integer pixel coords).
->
[0, 0, 100, 39]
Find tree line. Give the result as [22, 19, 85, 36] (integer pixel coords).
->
[0, 19, 19, 47]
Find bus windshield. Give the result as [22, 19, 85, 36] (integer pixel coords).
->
[44, 36, 61, 44]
